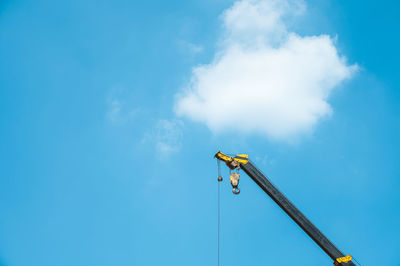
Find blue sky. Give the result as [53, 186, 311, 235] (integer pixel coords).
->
[0, 0, 399, 265]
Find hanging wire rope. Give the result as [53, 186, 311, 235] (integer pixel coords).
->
[217, 159, 222, 266]
[217, 178, 221, 266]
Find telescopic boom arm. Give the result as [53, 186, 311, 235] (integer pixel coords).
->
[215, 151, 355, 266]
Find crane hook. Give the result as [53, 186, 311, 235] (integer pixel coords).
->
[230, 172, 240, 195]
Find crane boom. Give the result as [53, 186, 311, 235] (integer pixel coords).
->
[215, 151, 355, 266]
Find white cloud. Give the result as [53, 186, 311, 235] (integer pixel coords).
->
[221, 0, 304, 47]
[174, 0, 357, 141]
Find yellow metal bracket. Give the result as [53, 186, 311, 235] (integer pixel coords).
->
[336, 255, 352, 264]
[214, 151, 249, 169]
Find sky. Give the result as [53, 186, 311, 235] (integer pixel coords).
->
[0, 0, 399, 265]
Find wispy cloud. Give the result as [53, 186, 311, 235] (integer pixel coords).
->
[175, 0, 357, 142]
[143, 119, 184, 156]
[176, 40, 204, 58]
[105, 88, 140, 125]
[106, 98, 123, 123]
[183, 41, 204, 54]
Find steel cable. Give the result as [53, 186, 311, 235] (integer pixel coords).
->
[217, 159, 222, 266]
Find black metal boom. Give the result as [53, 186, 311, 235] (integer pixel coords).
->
[240, 161, 355, 266]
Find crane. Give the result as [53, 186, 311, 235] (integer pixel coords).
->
[215, 151, 355, 266]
